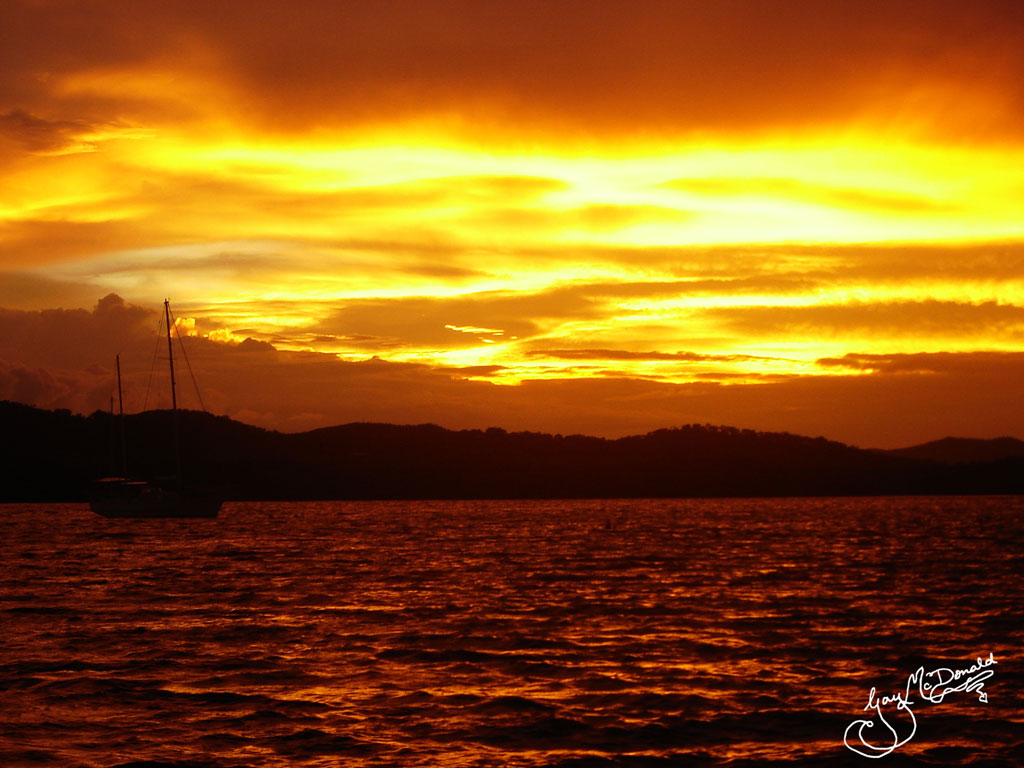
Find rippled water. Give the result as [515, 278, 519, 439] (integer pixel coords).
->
[2, 497, 1022, 767]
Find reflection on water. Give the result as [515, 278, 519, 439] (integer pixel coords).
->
[1, 497, 1022, 767]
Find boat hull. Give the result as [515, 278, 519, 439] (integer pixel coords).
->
[89, 479, 221, 519]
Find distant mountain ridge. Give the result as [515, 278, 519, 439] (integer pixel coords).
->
[2, 400, 1022, 502]
[884, 436, 1024, 464]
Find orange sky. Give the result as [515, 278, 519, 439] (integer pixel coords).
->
[2, 0, 1023, 447]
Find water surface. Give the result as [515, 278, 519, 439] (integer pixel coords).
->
[2, 497, 1022, 766]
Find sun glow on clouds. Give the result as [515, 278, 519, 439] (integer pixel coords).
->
[102, 133, 1024, 247]
[2, 0, 1024, 441]
[7, 127, 1024, 386]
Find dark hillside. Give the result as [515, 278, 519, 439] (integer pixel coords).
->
[2, 401, 1022, 501]
[885, 436, 1024, 464]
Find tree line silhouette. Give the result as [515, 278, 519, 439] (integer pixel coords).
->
[2, 400, 1022, 501]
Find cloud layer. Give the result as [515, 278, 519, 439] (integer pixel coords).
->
[2, 2, 1023, 446]
[1, 296, 1022, 448]
[5, 1, 1024, 140]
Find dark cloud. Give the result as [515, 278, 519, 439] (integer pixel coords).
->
[0, 294, 155, 370]
[3, 1, 1023, 141]
[169, 1, 1024, 140]
[819, 242, 1024, 284]
[293, 276, 824, 354]
[534, 241, 1024, 284]
[693, 372, 790, 381]
[551, 275, 824, 298]
[244, 285, 1024, 358]
[526, 349, 783, 363]
[706, 300, 1024, 338]
[0, 361, 74, 407]
[436, 364, 506, 378]
[303, 288, 599, 349]
[816, 350, 1024, 374]
[0, 110, 94, 152]
[0, 270, 108, 309]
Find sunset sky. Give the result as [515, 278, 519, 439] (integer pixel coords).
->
[2, 0, 1023, 447]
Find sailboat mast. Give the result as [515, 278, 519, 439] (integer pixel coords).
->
[164, 299, 182, 486]
[164, 299, 178, 411]
[116, 353, 127, 477]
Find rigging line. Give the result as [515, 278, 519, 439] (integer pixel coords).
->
[168, 306, 208, 412]
[142, 311, 163, 411]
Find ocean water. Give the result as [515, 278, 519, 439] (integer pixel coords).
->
[1, 497, 1022, 767]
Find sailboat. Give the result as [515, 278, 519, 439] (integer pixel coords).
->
[89, 300, 222, 519]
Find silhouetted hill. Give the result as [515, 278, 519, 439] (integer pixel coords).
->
[2, 400, 1022, 501]
[885, 436, 1024, 464]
